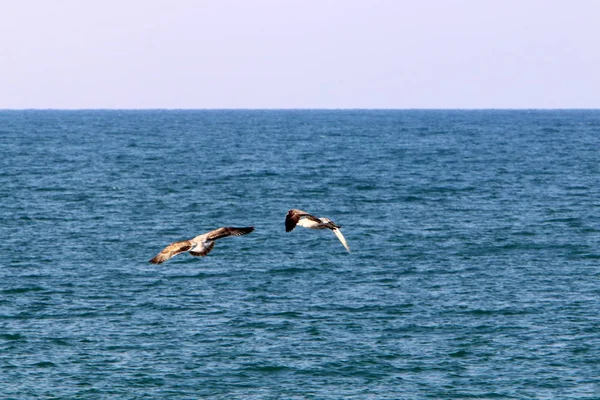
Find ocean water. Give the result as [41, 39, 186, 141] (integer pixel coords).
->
[1, 109, 599, 399]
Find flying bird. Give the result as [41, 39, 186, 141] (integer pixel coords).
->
[285, 209, 350, 252]
[149, 226, 254, 264]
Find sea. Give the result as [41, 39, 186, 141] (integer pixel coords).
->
[1, 110, 599, 399]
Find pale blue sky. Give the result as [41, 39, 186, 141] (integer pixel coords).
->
[1, 0, 599, 109]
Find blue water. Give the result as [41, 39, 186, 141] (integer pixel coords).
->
[1, 110, 599, 398]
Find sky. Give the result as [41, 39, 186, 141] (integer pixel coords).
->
[1, 0, 599, 109]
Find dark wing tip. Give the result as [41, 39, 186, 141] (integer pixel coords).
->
[149, 256, 162, 264]
[227, 226, 255, 236]
[237, 226, 254, 235]
[207, 227, 254, 240]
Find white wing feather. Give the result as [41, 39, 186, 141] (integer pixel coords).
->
[332, 228, 350, 252]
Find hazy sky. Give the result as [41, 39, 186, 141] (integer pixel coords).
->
[1, 0, 599, 109]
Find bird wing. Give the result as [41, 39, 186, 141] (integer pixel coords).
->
[285, 209, 322, 232]
[319, 217, 340, 230]
[332, 228, 351, 252]
[206, 226, 255, 241]
[149, 240, 193, 264]
[189, 242, 216, 257]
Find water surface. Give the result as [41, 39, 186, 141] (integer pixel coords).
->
[1, 110, 599, 398]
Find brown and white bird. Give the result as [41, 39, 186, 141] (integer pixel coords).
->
[285, 209, 350, 252]
[149, 226, 254, 264]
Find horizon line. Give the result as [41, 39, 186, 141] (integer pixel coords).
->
[1, 107, 599, 111]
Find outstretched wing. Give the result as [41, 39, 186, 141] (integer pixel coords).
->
[149, 240, 192, 264]
[332, 228, 351, 252]
[206, 226, 255, 241]
[189, 242, 216, 257]
[285, 209, 321, 232]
